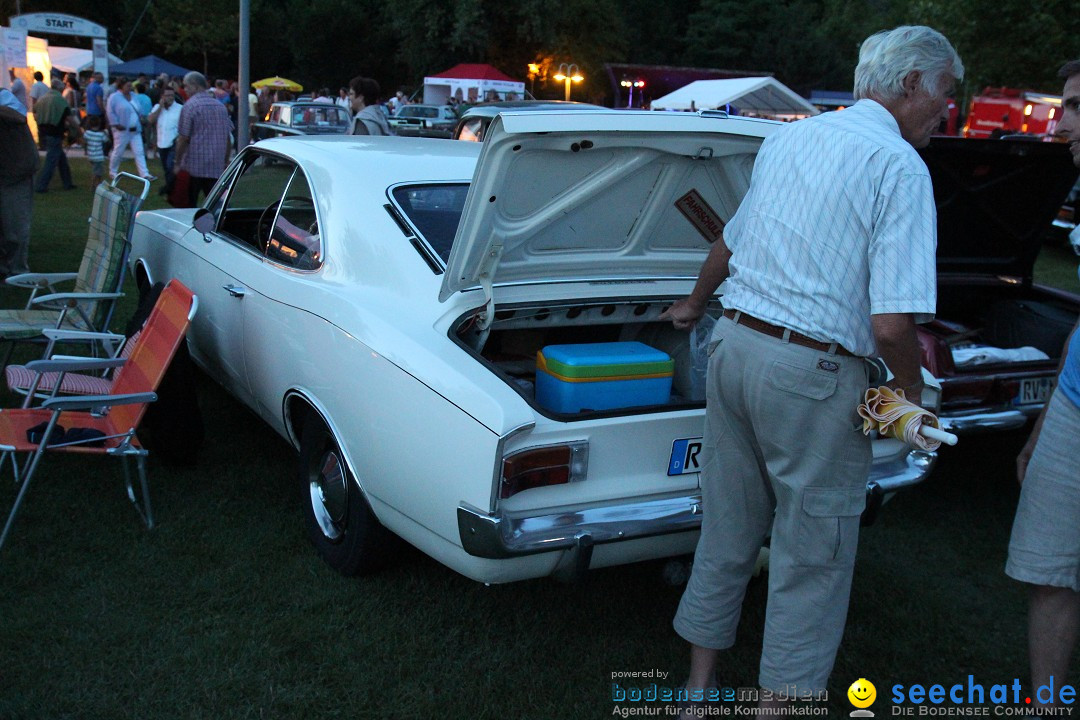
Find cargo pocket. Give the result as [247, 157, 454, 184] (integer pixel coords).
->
[769, 360, 837, 400]
[793, 486, 866, 566]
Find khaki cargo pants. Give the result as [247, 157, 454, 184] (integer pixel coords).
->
[673, 314, 872, 693]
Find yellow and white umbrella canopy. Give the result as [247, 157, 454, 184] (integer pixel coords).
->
[857, 386, 957, 451]
[252, 76, 304, 92]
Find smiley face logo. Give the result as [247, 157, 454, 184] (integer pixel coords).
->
[848, 678, 876, 709]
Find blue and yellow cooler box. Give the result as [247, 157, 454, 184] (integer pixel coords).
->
[535, 341, 675, 413]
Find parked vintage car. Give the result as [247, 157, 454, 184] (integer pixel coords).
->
[916, 137, 1079, 434]
[388, 104, 458, 138]
[251, 101, 351, 141]
[129, 111, 941, 584]
[452, 100, 607, 142]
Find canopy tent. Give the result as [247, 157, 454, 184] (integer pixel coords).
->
[651, 77, 819, 119]
[49, 46, 122, 74]
[423, 63, 525, 105]
[109, 54, 191, 78]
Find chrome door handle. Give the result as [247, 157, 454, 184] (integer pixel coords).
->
[223, 284, 246, 298]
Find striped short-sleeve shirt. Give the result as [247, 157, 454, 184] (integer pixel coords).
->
[721, 99, 938, 358]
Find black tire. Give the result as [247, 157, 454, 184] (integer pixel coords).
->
[298, 412, 395, 576]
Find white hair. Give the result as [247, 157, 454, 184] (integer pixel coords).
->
[183, 71, 208, 90]
[854, 25, 964, 101]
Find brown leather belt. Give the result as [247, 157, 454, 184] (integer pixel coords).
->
[722, 309, 856, 357]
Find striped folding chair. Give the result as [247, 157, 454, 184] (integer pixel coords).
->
[0, 173, 150, 362]
[0, 280, 198, 552]
[4, 328, 137, 406]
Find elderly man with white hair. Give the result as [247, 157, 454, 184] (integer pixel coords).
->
[660, 25, 962, 716]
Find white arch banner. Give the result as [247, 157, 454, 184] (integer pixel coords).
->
[9, 13, 106, 39]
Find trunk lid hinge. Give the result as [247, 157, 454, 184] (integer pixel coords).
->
[476, 243, 504, 330]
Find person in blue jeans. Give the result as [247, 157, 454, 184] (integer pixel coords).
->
[33, 80, 80, 193]
[149, 87, 182, 192]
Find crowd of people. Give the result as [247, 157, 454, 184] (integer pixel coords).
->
[8, 68, 431, 187]
[4, 62, 510, 202]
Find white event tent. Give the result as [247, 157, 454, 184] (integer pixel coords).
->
[49, 45, 122, 73]
[651, 77, 819, 119]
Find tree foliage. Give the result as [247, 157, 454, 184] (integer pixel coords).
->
[3, 0, 1078, 102]
[150, 0, 238, 76]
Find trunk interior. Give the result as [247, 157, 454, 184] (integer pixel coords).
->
[454, 299, 721, 417]
[922, 280, 1078, 410]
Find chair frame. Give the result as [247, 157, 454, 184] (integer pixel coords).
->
[0, 282, 198, 553]
[0, 173, 150, 364]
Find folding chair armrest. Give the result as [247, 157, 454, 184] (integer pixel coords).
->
[5, 272, 78, 290]
[41, 329, 127, 345]
[113, 172, 151, 201]
[30, 291, 124, 310]
[25, 356, 127, 373]
[42, 391, 157, 412]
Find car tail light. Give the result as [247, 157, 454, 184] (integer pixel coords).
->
[500, 442, 589, 499]
[939, 377, 1021, 409]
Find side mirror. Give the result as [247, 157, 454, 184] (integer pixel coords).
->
[193, 208, 215, 239]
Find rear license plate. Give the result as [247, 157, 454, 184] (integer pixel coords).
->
[668, 437, 704, 476]
[1015, 376, 1056, 405]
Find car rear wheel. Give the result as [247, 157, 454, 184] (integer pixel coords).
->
[299, 412, 395, 576]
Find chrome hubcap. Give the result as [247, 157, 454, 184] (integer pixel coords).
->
[309, 449, 347, 540]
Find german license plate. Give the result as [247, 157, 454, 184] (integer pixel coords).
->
[1015, 376, 1056, 405]
[668, 437, 704, 476]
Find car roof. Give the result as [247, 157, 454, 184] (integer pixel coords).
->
[460, 101, 605, 120]
[271, 101, 336, 108]
[255, 134, 480, 188]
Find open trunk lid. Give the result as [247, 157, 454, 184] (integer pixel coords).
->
[920, 137, 1078, 281]
[438, 110, 777, 313]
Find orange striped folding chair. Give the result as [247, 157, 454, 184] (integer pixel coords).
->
[5, 329, 137, 406]
[0, 280, 198, 552]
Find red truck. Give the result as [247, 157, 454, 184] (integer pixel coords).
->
[962, 87, 1062, 139]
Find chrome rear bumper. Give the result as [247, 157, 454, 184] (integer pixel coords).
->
[458, 450, 936, 561]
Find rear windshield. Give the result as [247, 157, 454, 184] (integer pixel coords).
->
[400, 106, 439, 119]
[392, 184, 469, 263]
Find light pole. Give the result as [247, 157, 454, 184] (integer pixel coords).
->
[553, 63, 583, 102]
[527, 63, 540, 98]
[620, 78, 645, 108]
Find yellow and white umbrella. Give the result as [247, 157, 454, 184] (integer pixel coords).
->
[252, 76, 304, 92]
[857, 386, 957, 451]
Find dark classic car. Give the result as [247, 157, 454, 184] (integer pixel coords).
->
[388, 104, 458, 138]
[252, 101, 351, 141]
[917, 137, 1080, 434]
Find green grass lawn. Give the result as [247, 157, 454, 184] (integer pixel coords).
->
[0, 158, 1077, 719]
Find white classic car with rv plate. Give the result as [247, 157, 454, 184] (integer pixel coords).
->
[129, 111, 939, 584]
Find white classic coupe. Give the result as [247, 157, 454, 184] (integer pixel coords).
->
[129, 111, 939, 584]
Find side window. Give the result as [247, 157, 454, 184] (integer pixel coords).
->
[266, 169, 321, 270]
[457, 118, 484, 142]
[392, 184, 469, 263]
[216, 154, 296, 253]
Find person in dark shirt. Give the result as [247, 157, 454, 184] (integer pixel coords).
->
[33, 80, 80, 193]
[0, 96, 39, 276]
